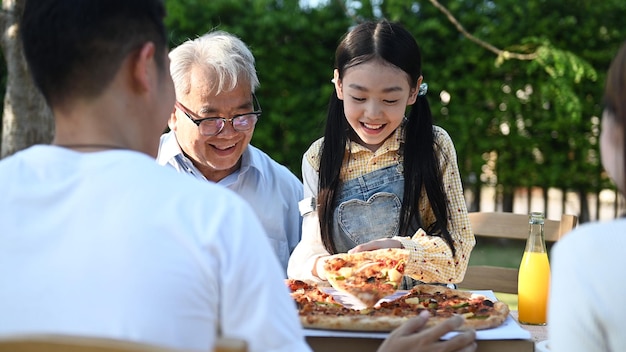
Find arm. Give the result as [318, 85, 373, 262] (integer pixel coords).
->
[287, 155, 331, 282]
[393, 128, 474, 284]
[397, 128, 474, 283]
[285, 172, 304, 256]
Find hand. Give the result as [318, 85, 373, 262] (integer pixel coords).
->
[377, 311, 477, 352]
[314, 256, 328, 280]
[314, 254, 342, 281]
[349, 238, 403, 253]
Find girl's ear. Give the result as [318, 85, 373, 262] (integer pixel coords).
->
[407, 75, 423, 105]
[333, 69, 344, 100]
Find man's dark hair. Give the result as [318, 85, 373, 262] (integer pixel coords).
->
[20, 0, 167, 107]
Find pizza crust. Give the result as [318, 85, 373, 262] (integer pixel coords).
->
[301, 314, 410, 332]
[461, 301, 510, 330]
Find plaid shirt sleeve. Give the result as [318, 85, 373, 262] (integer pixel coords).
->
[394, 127, 475, 284]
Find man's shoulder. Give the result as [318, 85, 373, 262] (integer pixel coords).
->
[247, 145, 300, 183]
[161, 166, 257, 222]
[558, 219, 626, 249]
[0, 147, 33, 182]
[126, 152, 245, 203]
[156, 130, 180, 165]
[552, 219, 626, 274]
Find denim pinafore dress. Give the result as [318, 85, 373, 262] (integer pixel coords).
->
[331, 163, 421, 289]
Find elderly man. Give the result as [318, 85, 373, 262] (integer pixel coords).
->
[158, 31, 303, 273]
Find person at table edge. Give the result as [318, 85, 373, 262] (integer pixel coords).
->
[157, 30, 303, 274]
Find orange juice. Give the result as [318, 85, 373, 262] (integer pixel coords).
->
[517, 251, 550, 325]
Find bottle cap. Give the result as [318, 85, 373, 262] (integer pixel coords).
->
[529, 212, 545, 224]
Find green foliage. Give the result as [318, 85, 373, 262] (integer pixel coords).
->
[374, 0, 626, 205]
[161, 0, 626, 206]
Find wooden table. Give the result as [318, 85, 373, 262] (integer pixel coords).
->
[306, 336, 534, 352]
[306, 311, 547, 352]
[510, 311, 548, 343]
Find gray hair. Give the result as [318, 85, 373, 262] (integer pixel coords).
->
[169, 30, 259, 97]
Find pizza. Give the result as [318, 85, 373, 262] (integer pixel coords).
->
[286, 279, 509, 332]
[323, 248, 408, 307]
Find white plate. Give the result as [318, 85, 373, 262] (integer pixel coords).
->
[536, 340, 550, 352]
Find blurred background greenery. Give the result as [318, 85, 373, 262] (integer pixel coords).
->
[162, 0, 626, 222]
[2, 0, 625, 220]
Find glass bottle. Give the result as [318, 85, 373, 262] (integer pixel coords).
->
[517, 211, 550, 325]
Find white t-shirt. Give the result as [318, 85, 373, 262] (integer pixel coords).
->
[0, 145, 310, 352]
[548, 217, 626, 352]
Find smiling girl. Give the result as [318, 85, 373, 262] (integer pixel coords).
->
[288, 20, 475, 289]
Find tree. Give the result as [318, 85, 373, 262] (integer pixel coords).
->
[0, 0, 53, 159]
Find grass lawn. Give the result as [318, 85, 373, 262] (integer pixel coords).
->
[495, 293, 518, 311]
[466, 237, 556, 311]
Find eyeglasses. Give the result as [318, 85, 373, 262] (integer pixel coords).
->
[175, 94, 262, 136]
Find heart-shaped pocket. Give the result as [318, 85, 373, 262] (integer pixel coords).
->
[337, 192, 401, 244]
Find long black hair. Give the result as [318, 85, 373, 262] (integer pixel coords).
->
[317, 20, 456, 256]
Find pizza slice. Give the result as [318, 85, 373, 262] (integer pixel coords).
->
[285, 279, 339, 306]
[323, 248, 409, 307]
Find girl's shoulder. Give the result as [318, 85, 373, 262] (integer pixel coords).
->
[432, 125, 455, 151]
[304, 137, 325, 170]
[431, 126, 458, 161]
[432, 125, 452, 143]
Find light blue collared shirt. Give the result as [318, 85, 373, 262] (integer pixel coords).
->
[157, 131, 303, 274]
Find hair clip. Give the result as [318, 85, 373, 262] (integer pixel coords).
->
[418, 83, 428, 96]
